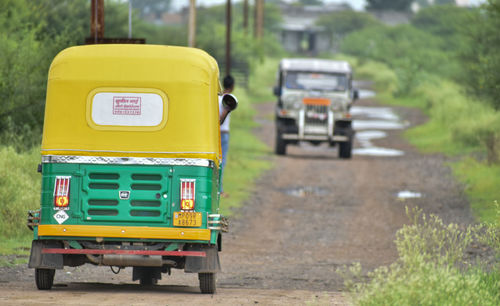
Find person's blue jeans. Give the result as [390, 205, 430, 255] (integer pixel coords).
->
[220, 132, 230, 192]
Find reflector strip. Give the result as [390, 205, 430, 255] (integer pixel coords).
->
[42, 248, 205, 257]
[54, 176, 71, 208]
[180, 179, 196, 210]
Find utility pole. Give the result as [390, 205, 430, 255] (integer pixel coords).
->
[225, 0, 232, 76]
[254, 0, 264, 40]
[90, 0, 104, 43]
[128, 0, 132, 39]
[243, 0, 249, 34]
[188, 0, 196, 47]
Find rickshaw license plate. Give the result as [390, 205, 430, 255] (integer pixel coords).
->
[173, 212, 202, 227]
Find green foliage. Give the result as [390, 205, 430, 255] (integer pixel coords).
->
[416, 0, 456, 7]
[460, 0, 500, 110]
[0, 0, 51, 140]
[342, 208, 500, 306]
[453, 159, 500, 223]
[316, 10, 381, 40]
[219, 59, 274, 214]
[0, 0, 284, 150]
[366, 0, 413, 11]
[411, 4, 473, 52]
[341, 24, 450, 95]
[296, 0, 324, 5]
[196, 2, 283, 72]
[0, 146, 41, 239]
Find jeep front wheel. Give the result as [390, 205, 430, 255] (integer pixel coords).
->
[338, 139, 352, 159]
[275, 130, 287, 155]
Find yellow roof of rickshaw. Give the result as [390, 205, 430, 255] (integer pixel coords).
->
[41, 44, 222, 163]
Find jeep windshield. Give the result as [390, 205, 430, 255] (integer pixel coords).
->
[284, 72, 347, 91]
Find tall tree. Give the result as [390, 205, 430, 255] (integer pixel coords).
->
[461, 0, 500, 110]
[366, 0, 413, 11]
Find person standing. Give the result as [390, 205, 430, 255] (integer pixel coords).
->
[219, 75, 234, 197]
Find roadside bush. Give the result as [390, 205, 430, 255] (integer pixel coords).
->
[460, 0, 500, 110]
[342, 207, 500, 305]
[341, 25, 448, 96]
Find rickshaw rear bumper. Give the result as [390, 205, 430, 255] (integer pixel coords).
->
[37, 224, 211, 241]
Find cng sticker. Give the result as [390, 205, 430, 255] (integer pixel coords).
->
[53, 210, 69, 224]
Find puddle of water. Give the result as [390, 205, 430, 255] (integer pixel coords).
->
[284, 186, 329, 197]
[353, 147, 404, 157]
[397, 190, 422, 199]
[356, 130, 387, 140]
[357, 89, 376, 99]
[349, 106, 407, 157]
[353, 120, 406, 130]
[351, 106, 399, 121]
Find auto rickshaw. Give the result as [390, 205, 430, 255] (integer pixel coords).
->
[27, 44, 236, 294]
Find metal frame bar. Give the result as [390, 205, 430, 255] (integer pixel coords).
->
[42, 248, 205, 257]
[42, 155, 214, 168]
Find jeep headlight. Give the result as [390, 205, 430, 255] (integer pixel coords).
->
[283, 95, 302, 110]
[331, 98, 347, 112]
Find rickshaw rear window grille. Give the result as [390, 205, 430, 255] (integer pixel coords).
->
[130, 210, 161, 217]
[131, 174, 162, 181]
[88, 209, 118, 216]
[131, 184, 161, 191]
[131, 200, 161, 207]
[88, 199, 119, 206]
[89, 173, 120, 180]
[89, 183, 119, 190]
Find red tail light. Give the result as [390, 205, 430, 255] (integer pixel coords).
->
[180, 179, 195, 210]
[54, 176, 71, 209]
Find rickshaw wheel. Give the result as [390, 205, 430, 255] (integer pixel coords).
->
[198, 272, 216, 294]
[35, 268, 55, 290]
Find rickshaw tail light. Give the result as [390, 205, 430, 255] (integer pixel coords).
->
[180, 179, 196, 210]
[54, 176, 71, 208]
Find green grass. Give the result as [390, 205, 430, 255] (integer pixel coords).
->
[247, 58, 280, 103]
[343, 208, 500, 305]
[453, 158, 500, 223]
[0, 146, 40, 260]
[0, 146, 41, 238]
[218, 59, 275, 215]
[0, 237, 32, 266]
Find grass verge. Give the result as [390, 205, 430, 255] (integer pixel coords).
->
[342, 208, 500, 305]
[219, 59, 275, 215]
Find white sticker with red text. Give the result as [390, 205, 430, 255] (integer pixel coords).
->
[92, 92, 164, 126]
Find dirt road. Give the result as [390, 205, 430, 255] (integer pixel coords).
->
[0, 92, 473, 305]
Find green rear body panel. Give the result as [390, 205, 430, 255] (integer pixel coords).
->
[38, 163, 219, 243]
